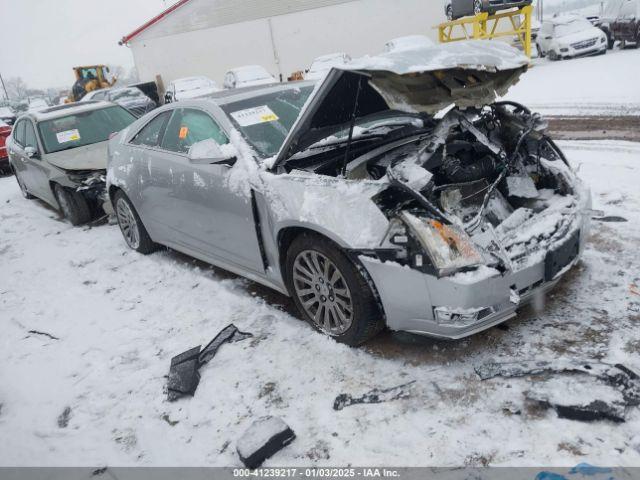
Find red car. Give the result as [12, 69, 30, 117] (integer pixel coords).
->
[0, 121, 12, 173]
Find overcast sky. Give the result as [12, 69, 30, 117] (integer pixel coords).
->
[1, 0, 597, 93]
[0, 0, 167, 90]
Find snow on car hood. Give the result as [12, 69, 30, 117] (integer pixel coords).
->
[273, 41, 529, 169]
[46, 141, 108, 171]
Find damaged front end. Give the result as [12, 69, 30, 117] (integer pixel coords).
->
[361, 103, 591, 337]
[57, 169, 112, 217]
[268, 43, 592, 338]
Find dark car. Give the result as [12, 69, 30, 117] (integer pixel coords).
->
[611, 0, 640, 48]
[446, 0, 533, 20]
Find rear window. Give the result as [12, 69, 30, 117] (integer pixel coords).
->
[38, 106, 136, 154]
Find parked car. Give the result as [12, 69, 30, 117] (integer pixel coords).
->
[27, 98, 50, 113]
[305, 53, 352, 80]
[0, 106, 17, 126]
[537, 16, 608, 60]
[611, 0, 640, 48]
[107, 41, 591, 346]
[7, 102, 137, 225]
[446, 0, 533, 20]
[82, 87, 157, 117]
[384, 35, 434, 53]
[164, 76, 220, 104]
[0, 120, 11, 173]
[597, 0, 626, 48]
[223, 66, 278, 89]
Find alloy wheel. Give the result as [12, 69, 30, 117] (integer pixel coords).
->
[116, 198, 140, 249]
[292, 249, 353, 336]
[474, 0, 482, 15]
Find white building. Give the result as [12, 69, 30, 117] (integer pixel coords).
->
[120, 0, 445, 89]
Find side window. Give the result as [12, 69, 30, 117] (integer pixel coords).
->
[161, 108, 229, 154]
[13, 120, 26, 146]
[24, 122, 38, 150]
[130, 111, 171, 147]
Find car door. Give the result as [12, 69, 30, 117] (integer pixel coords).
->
[8, 120, 29, 181]
[452, 0, 474, 18]
[158, 107, 265, 273]
[126, 110, 174, 241]
[21, 120, 53, 201]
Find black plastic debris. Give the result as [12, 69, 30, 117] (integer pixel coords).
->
[333, 380, 415, 411]
[237, 416, 295, 469]
[593, 215, 628, 223]
[57, 406, 72, 428]
[167, 324, 252, 402]
[475, 360, 640, 423]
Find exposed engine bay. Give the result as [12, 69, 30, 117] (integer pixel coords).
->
[285, 101, 585, 279]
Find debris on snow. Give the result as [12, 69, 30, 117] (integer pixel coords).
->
[57, 406, 72, 428]
[27, 330, 60, 341]
[475, 361, 640, 423]
[592, 215, 628, 223]
[237, 416, 295, 469]
[167, 324, 253, 402]
[333, 381, 416, 411]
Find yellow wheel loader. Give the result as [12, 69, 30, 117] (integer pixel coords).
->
[66, 65, 117, 103]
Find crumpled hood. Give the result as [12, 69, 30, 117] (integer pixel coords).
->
[273, 40, 529, 169]
[46, 141, 108, 171]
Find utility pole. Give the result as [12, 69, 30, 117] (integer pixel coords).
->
[0, 73, 8, 101]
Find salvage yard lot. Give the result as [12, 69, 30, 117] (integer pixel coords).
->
[1, 140, 639, 467]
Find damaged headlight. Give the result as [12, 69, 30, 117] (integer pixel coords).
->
[401, 212, 484, 276]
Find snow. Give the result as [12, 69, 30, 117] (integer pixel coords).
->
[236, 416, 293, 460]
[504, 47, 640, 115]
[1, 140, 640, 467]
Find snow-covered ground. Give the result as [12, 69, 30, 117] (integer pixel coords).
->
[505, 47, 640, 116]
[1, 140, 639, 467]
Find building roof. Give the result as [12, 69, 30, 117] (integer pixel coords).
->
[119, 0, 192, 45]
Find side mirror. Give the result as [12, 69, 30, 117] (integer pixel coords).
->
[188, 139, 238, 166]
[25, 146, 38, 158]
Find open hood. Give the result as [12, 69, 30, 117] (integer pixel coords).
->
[47, 141, 108, 171]
[272, 41, 529, 170]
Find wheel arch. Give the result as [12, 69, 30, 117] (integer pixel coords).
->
[276, 225, 387, 324]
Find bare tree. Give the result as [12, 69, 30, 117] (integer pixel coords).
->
[6, 77, 28, 100]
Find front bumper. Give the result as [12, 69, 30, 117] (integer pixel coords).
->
[360, 221, 587, 339]
[560, 42, 606, 58]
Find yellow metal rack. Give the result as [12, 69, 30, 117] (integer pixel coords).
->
[437, 5, 534, 57]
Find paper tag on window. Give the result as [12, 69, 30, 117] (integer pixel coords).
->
[231, 106, 279, 127]
[179, 126, 189, 139]
[56, 129, 81, 143]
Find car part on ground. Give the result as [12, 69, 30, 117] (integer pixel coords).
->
[108, 40, 591, 345]
[333, 381, 416, 411]
[475, 361, 640, 422]
[6, 101, 136, 226]
[167, 324, 253, 402]
[237, 416, 296, 469]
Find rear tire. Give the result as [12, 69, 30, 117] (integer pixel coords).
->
[549, 50, 559, 61]
[113, 190, 158, 254]
[54, 183, 92, 226]
[285, 233, 384, 346]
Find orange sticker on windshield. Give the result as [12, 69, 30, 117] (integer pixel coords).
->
[179, 126, 189, 139]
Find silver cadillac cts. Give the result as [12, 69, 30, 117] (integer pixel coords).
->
[107, 41, 591, 346]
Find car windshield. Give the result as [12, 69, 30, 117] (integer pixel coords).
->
[176, 78, 212, 93]
[110, 88, 145, 101]
[38, 106, 136, 154]
[555, 19, 592, 36]
[222, 86, 314, 158]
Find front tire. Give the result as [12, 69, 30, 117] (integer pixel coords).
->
[113, 190, 157, 254]
[473, 0, 482, 15]
[549, 50, 559, 61]
[285, 233, 384, 346]
[54, 183, 91, 226]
